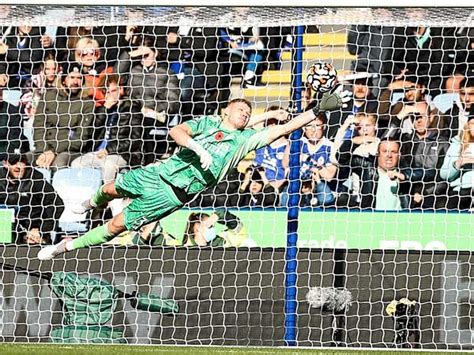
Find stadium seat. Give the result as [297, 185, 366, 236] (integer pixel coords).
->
[52, 168, 102, 234]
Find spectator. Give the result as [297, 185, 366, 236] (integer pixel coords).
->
[440, 109, 474, 210]
[378, 74, 429, 133]
[0, 26, 52, 88]
[219, 26, 265, 88]
[283, 114, 337, 207]
[0, 68, 29, 155]
[444, 28, 474, 92]
[116, 35, 180, 163]
[399, 106, 450, 209]
[20, 52, 62, 120]
[73, 37, 113, 107]
[0, 153, 64, 244]
[327, 76, 378, 139]
[337, 139, 410, 210]
[347, 21, 396, 95]
[332, 113, 380, 196]
[238, 167, 280, 208]
[71, 73, 144, 183]
[182, 209, 254, 247]
[253, 106, 289, 191]
[390, 26, 458, 96]
[33, 63, 95, 170]
[444, 76, 474, 140]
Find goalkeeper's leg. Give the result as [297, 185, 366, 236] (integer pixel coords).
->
[72, 182, 122, 214]
[38, 213, 126, 260]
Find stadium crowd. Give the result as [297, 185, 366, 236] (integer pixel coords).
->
[0, 22, 473, 244]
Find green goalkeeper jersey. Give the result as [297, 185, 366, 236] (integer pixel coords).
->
[157, 115, 269, 195]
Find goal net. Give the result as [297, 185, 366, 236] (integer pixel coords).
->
[0, 4, 473, 350]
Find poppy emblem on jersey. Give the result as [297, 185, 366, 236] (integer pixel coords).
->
[215, 132, 224, 141]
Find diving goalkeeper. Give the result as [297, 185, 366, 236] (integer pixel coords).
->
[38, 89, 350, 260]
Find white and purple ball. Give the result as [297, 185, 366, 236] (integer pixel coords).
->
[307, 62, 338, 93]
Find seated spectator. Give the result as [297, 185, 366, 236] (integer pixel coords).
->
[71, 74, 144, 183]
[253, 106, 289, 191]
[73, 37, 113, 107]
[0, 153, 64, 244]
[283, 114, 337, 207]
[444, 28, 474, 92]
[116, 35, 180, 163]
[332, 113, 380, 196]
[238, 167, 280, 208]
[33, 63, 95, 170]
[399, 106, 450, 209]
[0, 69, 29, 155]
[337, 139, 410, 210]
[327, 76, 378, 139]
[440, 109, 474, 210]
[183, 209, 254, 247]
[219, 26, 265, 88]
[0, 26, 52, 88]
[378, 74, 429, 133]
[444, 76, 474, 140]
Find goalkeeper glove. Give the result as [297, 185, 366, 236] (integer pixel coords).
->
[312, 84, 352, 115]
[187, 139, 213, 170]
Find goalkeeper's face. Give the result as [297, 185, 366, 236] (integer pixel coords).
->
[224, 101, 251, 129]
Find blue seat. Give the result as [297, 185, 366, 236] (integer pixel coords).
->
[52, 168, 102, 233]
[432, 93, 459, 113]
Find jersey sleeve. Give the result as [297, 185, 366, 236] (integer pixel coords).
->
[241, 128, 270, 153]
[183, 116, 215, 136]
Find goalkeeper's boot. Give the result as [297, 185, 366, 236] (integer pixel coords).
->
[71, 198, 95, 215]
[38, 239, 69, 260]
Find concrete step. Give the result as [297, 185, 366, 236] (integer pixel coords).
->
[281, 49, 355, 61]
[242, 85, 291, 98]
[303, 32, 347, 46]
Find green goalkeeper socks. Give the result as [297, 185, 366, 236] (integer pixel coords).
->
[90, 185, 114, 207]
[71, 224, 115, 250]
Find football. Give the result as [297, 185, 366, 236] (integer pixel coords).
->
[306, 62, 338, 93]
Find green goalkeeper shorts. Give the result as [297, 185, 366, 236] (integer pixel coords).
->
[114, 165, 184, 231]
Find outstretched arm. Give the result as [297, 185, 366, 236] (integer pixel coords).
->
[266, 86, 351, 144]
[169, 123, 213, 170]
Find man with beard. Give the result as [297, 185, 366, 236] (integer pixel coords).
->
[0, 153, 64, 244]
[33, 63, 95, 170]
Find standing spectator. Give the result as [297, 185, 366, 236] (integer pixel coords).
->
[283, 114, 337, 207]
[33, 63, 95, 170]
[0, 26, 53, 89]
[327, 77, 378, 139]
[337, 139, 410, 210]
[73, 37, 113, 107]
[219, 26, 265, 88]
[0, 67, 29, 155]
[0, 153, 64, 244]
[399, 107, 450, 209]
[116, 36, 180, 163]
[332, 113, 380, 197]
[445, 76, 474, 140]
[71, 74, 143, 183]
[440, 109, 474, 210]
[377, 75, 429, 133]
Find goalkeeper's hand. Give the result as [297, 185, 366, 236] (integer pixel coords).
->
[187, 139, 213, 170]
[315, 85, 352, 113]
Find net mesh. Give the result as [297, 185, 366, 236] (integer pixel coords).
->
[0, 4, 473, 350]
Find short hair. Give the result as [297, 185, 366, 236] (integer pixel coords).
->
[75, 37, 99, 51]
[99, 73, 122, 94]
[460, 76, 474, 89]
[228, 98, 253, 113]
[354, 112, 377, 126]
[377, 138, 400, 153]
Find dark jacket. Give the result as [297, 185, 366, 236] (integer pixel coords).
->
[116, 50, 180, 116]
[86, 100, 144, 167]
[348, 155, 410, 210]
[0, 166, 64, 243]
[33, 87, 95, 154]
[400, 131, 449, 183]
[0, 100, 29, 154]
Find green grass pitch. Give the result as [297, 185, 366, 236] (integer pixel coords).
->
[0, 344, 473, 355]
